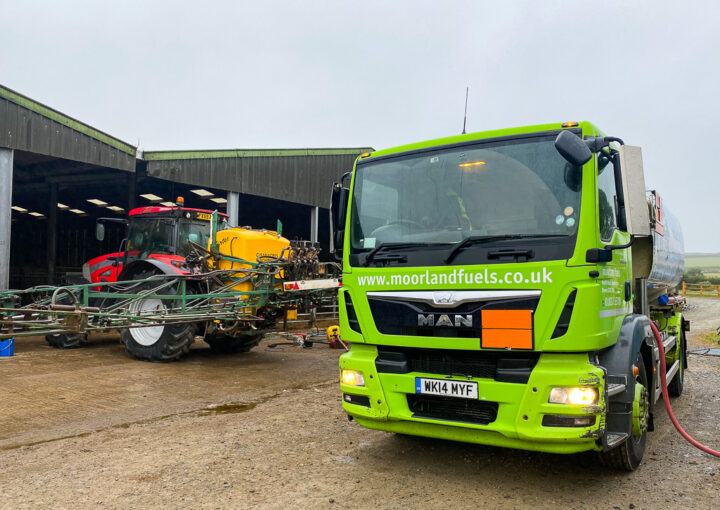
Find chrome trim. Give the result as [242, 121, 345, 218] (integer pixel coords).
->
[607, 383, 626, 397]
[665, 360, 680, 384]
[366, 290, 541, 308]
[662, 335, 677, 353]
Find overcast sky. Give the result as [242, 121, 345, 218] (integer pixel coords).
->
[1, 1, 719, 252]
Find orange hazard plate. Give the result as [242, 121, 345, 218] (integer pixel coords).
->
[481, 309, 533, 349]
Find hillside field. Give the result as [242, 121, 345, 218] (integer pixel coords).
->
[684, 254, 720, 271]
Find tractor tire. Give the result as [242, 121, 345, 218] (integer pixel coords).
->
[204, 333, 264, 354]
[120, 271, 197, 362]
[668, 329, 686, 398]
[45, 333, 86, 349]
[598, 354, 649, 471]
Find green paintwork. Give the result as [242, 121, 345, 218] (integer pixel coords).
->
[341, 344, 606, 454]
[337, 121, 642, 453]
[0, 84, 137, 156]
[143, 148, 374, 161]
[653, 310, 684, 372]
[632, 377, 648, 436]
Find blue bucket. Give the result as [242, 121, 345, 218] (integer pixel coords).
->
[0, 338, 15, 357]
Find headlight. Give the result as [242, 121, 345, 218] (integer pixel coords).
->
[341, 369, 365, 387]
[549, 387, 598, 405]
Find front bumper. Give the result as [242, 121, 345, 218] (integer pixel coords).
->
[340, 343, 606, 454]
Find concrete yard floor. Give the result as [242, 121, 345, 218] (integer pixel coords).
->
[1, 302, 719, 509]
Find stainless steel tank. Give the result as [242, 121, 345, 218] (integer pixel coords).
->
[631, 192, 684, 301]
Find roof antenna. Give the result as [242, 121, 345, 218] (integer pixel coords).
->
[461, 86, 469, 135]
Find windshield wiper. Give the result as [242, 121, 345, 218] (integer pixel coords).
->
[444, 234, 568, 264]
[363, 242, 441, 266]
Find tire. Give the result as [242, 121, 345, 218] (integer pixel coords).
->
[45, 333, 86, 349]
[204, 333, 264, 354]
[598, 354, 649, 471]
[120, 271, 196, 362]
[668, 329, 685, 398]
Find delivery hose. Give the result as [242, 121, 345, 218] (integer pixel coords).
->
[650, 320, 720, 457]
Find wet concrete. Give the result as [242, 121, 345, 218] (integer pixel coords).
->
[0, 332, 342, 450]
[0, 303, 718, 508]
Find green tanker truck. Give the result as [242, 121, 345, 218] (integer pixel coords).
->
[330, 121, 687, 470]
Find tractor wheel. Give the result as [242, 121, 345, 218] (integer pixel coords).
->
[45, 333, 86, 349]
[204, 333, 264, 354]
[120, 271, 197, 362]
[598, 354, 649, 471]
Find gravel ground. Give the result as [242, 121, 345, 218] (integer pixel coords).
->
[1, 301, 718, 509]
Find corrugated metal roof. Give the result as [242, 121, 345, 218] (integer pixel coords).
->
[143, 148, 372, 160]
[0, 83, 373, 206]
[0, 84, 137, 171]
[145, 150, 370, 208]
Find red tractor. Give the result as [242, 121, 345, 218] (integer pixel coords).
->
[84, 203, 227, 286]
[46, 200, 231, 355]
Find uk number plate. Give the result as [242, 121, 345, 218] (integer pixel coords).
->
[415, 377, 478, 399]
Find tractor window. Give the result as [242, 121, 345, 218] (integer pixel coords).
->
[177, 220, 210, 257]
[126, 218, 174, 256]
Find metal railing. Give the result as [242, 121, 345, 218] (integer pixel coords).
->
[282, 297, 339, 328]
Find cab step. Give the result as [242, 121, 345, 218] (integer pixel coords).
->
[605, 432, 630, 448]
[607, 383, 627, 397]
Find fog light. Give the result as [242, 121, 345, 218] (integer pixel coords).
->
[341, 369, 365, 387]
[343, 393, 371, 407]
[542, 414, 596, 427]
[549, 387, 598, 405]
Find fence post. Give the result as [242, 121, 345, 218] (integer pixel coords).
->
[682, 281, 686, 296]
[700, 284, 704, 296]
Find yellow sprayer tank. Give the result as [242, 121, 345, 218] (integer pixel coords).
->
[213, 228, 290, 293]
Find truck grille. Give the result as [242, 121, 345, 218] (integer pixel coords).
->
[407, 348, 496, 379]
[367, 295, 539, 338]
[376, 347, 539, 383]
[407, 394, 499, 425]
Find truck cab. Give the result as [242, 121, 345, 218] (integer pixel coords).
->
[332, 122, 686, 470]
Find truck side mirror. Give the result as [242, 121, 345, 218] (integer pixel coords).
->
[329, 172, 351, 260]
[617, 145, 651, 237]
[96, 223, 105, 241]
[554, 130, 592, 166]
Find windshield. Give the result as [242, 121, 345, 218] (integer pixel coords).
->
[349, 135, 582, 254]
[127, 218, 175, 255]
[177, 220, 210, 257]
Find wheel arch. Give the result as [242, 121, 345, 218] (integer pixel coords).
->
[118, 259, 176, 280]
[597, 313, 656, 443]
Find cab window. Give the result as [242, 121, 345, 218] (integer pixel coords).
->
[597, 155, 618, 241]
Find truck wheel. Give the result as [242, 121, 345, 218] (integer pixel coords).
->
[668, 329, 685, 397]
[120, 273, 196, 362]
[45, 333, 86, 349]
[204, 333, 264, 353]
[598, 355, 649, 471]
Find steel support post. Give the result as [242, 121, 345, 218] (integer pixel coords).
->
[47, 183, 58, 284]
[127, 172, 136, 211]
[310, 206, 319, 243]
[227, 191, 239, 226]
[0, 148, 13, 290]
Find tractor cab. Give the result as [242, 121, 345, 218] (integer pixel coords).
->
[84, 201, 229, 284]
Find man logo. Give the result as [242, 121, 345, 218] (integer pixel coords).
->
[433, 292, 457, 305]
[417, 314, 473, 327]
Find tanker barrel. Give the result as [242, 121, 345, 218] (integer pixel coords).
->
[631, 192, 684, 302]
